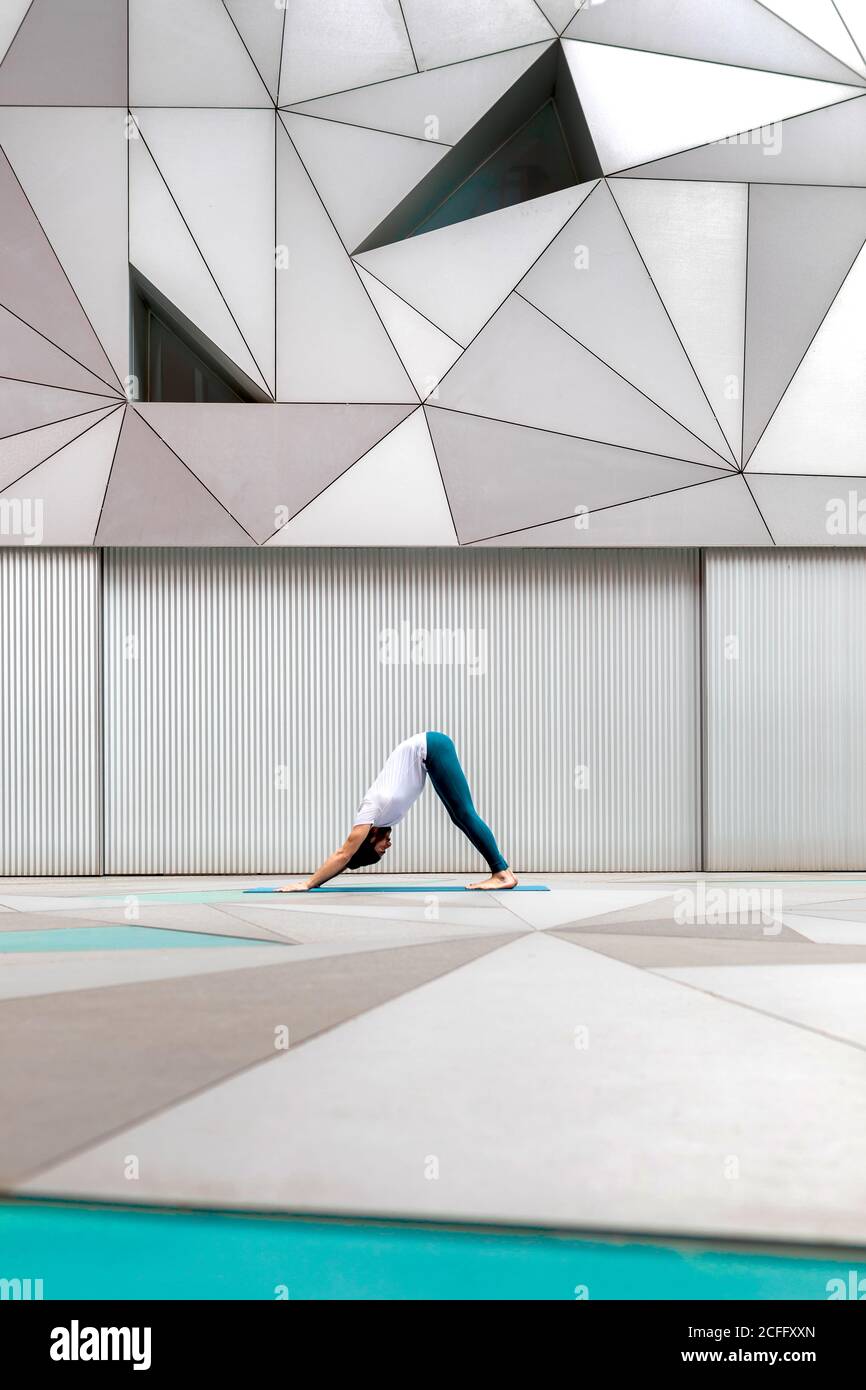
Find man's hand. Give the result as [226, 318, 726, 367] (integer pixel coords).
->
[277, 881, 311, 893]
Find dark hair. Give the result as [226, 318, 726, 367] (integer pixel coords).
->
[347, 827, 391, 870]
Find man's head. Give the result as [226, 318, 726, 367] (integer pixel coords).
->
[347, 826, 392, 870]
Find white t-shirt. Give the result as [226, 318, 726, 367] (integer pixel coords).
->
[355, 733, 428, 828]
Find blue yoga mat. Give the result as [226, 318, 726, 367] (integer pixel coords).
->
[244, 884, 549, 894]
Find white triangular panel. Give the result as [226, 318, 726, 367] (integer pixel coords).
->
[133, 109, 275, 396]
[0, 107, 128, 382]
[534, 0, 579, 35]
[563, 0, 864, 83]
[835, 2, 866, 66]
[400, 0, 554, 69]
[760, 1, 866, 77]
[748, 242, 866, 475]
[287, 43, 552, 145]
[267, 409, 457, 545]
[356, 267, 463, 398]
[276, 122, 417, 403]
[281, 113, 447, 252]
[224, 0, 285, 100]
[279, 0, 416, 105]
[561, 39, 862, 172]
[0, 405, 123, 544]
[437, 293, 737, 468]
[0, 405, 117, 494]
[520, 182, 735, 464]
[129, 132, 269, 398]
[356, 182, 598, 346]
[130, 0, 270, 105]
[612, 179, 748, 464]
[0, 1, 30, 66]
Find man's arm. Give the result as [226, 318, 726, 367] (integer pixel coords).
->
[278, 823, 371, 892]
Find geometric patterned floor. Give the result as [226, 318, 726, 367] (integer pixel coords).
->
[4, 874, 866, 1247]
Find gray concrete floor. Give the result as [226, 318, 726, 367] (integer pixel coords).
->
[2, 872, 866, 1246]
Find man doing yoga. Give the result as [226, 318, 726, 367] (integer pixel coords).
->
[280, 732, 517, 891]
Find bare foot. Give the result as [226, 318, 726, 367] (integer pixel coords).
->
[468, 869, 518, 891]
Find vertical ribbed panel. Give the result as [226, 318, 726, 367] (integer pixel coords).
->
[705, 550, 866, 870]
[0, 549, 101, 875]
[103, 548, 700, 873]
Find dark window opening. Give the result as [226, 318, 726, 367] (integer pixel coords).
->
[130, 269, 268, 403]
[353, 44, 601, 254]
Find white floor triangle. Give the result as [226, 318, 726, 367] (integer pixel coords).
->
[355, 182, 598, 346]
[266, 409, 457, 545]
[561, 39, 862, 172]
[356, 267, 463, 398]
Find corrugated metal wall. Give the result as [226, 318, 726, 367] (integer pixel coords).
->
[0, 549, 101, 874]
[704, 550, 866, 870]
[102, 548, 701, 874]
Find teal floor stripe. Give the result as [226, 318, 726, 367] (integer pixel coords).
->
[0, 926, 289, 954]
[0, 1200, 858, 1301]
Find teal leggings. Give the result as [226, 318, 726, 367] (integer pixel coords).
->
[425, 732, 508, 873]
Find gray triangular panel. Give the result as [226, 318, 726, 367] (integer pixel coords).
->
[744, 184, 866, 460]
[426, 406, 727, 543]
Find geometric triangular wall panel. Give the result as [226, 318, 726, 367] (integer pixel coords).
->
[96, 409, 255, 547]
[132, 109, 276, 396]
[743, 185, 866, 462]
[0, 406, 124, 545]
[611, 179, 748, 465]
[0, 406, 120, 495]
[0, 5, 864, 545]
[560, 40, 862, 173]
[266, 409, 458, 547]
[426, 406, 728, 544]
[0, 0, 127, 104]
[355, 269, 463, 399]
[128, 128, 271, 398]
[0, 146, 121, 392]
[129, 0, 271, 107]
[747, 240, 866, 476]
[618, 93, 866, 185]
[758, 0, 866, 78]
[135, 403, 417, 543]
[398, 0, 554, 71]
[285, 44, 552, 145]
[356, 183, 598, 347]
[519, 181, 736, 463]
[436, 293, 734, 468]
[564, 0, 866, 82]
